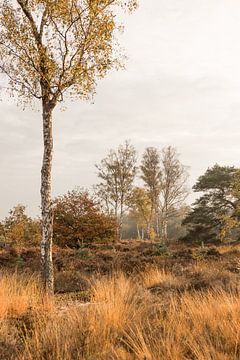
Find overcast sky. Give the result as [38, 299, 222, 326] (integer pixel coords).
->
[1, 0, 240, 219]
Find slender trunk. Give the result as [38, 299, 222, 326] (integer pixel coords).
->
[119, 215, 123, 241]
[162, 206, 168, 243]
[119, 200, 124, 241]
[162, 217, 168, 242]
[115, 226, 120, 242]
[147, 205, 153, 240]
[146, 222, 151, 240]
[136, 224, 140, 240]
[156, 213, 160, 238]
[114, 201, 119, 241]
[40, 101, 54, 295]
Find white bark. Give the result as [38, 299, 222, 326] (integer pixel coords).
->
[162, 216, 168, 242]
[136, 224, 140, 240]
[40, 101, 54, 294]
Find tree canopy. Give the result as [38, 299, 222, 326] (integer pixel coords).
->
[0, 0, 137, 106]
[183, 164, 240, 243]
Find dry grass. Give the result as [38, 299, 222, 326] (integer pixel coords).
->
[218, 243, 240, 254]
[0, 272, 53, 359]
[141, 267, 179, 289]
[124, 290, 240, 360]
[90, 272, 144, 332]
[0, 272, 51, 319]
[1, 267, 240, 359]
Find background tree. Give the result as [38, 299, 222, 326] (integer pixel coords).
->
[96, 141, 137, 239]
[93, 183, 112, 216]
[159, 146, 189, 241]
[128, 187, 152, 240]
[140, 147, 161, 238]
[53, 189, 117, 247]
[0, 222, 4, 239]
[2, 204, 41, 246]
[218, 169, 240, 242]
[167, 205, 189, 241]
[183, 164, 239, 243]
[182, 195, 223, 243]
[0, 0, 137, 293]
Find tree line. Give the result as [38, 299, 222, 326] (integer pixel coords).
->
[3, 161, 240, 249]
[95, 142, 189, 241]
[0, 141, 189, 246]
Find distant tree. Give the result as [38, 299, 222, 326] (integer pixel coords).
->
[182, 195, 222, 243]
[218, 169, 240, 242]
[0, 222, 4, 237]
[4, 205, 28, 228]
[140, 147, 161, 237]
[0, 0, 137, 293]
[93, 183, 112, 216]
[194, 164, 236, 195]
[3, 204, 41, 246]
[129, 187, 152, 240]
[53, 189, 117, 247]
[96, 141, 137, 239]
[183, 164, 239, 243]
[159, 146, 189, 241]
[167, 205, 189, 240]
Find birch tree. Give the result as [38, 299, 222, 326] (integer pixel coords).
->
[159, 146, 189, 241]
[0, 0, 137, 293]
[96, 141, 137, 239]
[129, 187, 152, 240]
[140, 147, 161, 237]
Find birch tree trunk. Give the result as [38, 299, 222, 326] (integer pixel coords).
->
[119, 204, 124, 241]
[136, 223, 140, 240]
[162, 212, 168, 243]
[163, 219, 168, 241]
[40, 101, 54, 294]
[156, 213, 160, 238]
[146, 205, 153, 240]
[146, 222, 151, 240]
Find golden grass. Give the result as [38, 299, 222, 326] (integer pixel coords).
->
[217, 243, 240, 254]
[124, 290, 240, 360]
[1, 268, 240, 359]
[0, 272, 51, 319]
[90, 272, 145, 333]
[141, 266, 179, 289]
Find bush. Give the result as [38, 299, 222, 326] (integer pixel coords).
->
[153, 242, 171, 257]
[193, 243, 220, 260]
[53, 189, 117, 247]
[2, 205, 41, 247]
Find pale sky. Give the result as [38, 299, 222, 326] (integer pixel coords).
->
[1, 0, 240, 219]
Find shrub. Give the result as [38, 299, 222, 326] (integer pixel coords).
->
[153, 242, 171, 257]
[193, 243, 220, 260]
[2, 205, 41, 247]
[53, 190, 117, 247]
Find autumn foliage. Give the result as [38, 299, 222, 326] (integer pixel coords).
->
[0, 205, 41, 247]
[53, 190, 117, 247]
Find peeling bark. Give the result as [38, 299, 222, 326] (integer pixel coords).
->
[40, 101, 54, 294]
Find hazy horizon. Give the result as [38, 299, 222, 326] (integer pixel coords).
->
[1, 0, 240, 220]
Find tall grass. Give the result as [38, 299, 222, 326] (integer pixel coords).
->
[1, 268, 240, 359]
[140, 266, 179, 289]
[0, 272, 49, 319]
